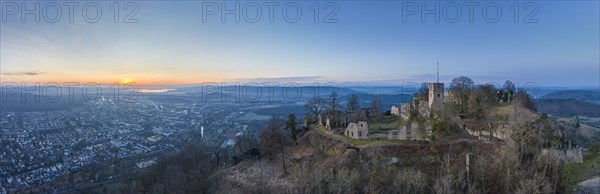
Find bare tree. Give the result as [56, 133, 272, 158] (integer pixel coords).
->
[234, 135, 245, 154]
[392, 168, 428, 193]
[370, 96, 382, 119]
[328, 167, 361, 194]
[327, 92, 340, 112]
[327, 92, 341, 127]
[514, 90, 536, 112]
[514, 173, 553, 194]
[234, 132, 257, 154]
[305, 96, 326, 120]
[347, 94, 360, 112]
[260, 116, 292, 173]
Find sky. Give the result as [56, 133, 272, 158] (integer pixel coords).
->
[0, 1, 599, 87]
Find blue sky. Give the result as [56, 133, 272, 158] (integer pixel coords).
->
[1, 1, 598, 87]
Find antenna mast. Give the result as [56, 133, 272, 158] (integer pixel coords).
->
[436, 62, 439, 83]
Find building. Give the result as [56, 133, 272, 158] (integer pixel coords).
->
[345, 121, 369, 139]
[391, 105, 400, 116]
[428, 82, 444, 110]
[428, 62, 445, 110]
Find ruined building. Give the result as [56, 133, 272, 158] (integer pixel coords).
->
[345, 121, 369, 139]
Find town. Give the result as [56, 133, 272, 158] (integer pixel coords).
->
[0, 91, 289, 193]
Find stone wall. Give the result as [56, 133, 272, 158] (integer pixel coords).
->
[461, 122, 510, 141]
[386, 126, 408, 140]
[541, 148, 584, 164]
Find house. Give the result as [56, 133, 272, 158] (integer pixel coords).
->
[345, 121, 369, 139]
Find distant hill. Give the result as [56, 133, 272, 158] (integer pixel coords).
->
[0, 91, 85, 112]
[540, 90, 600, 104]
[346, 86, 416, 95]
[537, 90, 600, 117]
[173, 86, 364, 102]
[537, 99, 600, 117]
[174, 86, 361, 95]
[340, 93, 412, 110]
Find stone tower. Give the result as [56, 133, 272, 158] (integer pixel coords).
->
[428, 62, 444, 109]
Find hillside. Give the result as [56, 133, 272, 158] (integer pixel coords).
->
[540, 90, 600, 102]
[537, 99, 600, 117]
[540, 89, 600, 107]
[212, 128, 499, 193]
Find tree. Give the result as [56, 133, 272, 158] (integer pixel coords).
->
[304, 114, 312, 127]
[477, 83, 498, 105]
[414, 82, 429, 101]
[370, 96, 382, 119]
[347, 94, 360, 112]
[467, 84, 497, 120]
[286, 114, 298, 144]
[588, 143, 599, 158]
[138, 143, 216, 193]
[327, 92, 340, 112]
[234, 135, 245, 154]
[260, 116, 292, 173]
[449, 76, 475, 113]
[429, 114, 450, 142]
[326, 92, 341, 127]
[503, 80, 515, 92]
[392, 169, 427, 194]
[501, 80, 516, 102]
[514, 90, 536, 112]
[467, 91, 484, 120]
[305, 96, 326, 120]
[347, 94, 361, 122]
[234, 131, 258, 154]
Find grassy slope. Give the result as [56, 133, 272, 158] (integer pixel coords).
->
[573, 153, 600, 181]
[314, 125, 412, 147]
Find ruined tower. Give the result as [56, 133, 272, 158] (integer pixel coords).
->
[428, 62, 444, 109]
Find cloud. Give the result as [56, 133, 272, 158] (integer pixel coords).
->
[2, 72, 42, 76]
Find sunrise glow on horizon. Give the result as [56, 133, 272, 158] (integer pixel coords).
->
[1, 1, 598, 87]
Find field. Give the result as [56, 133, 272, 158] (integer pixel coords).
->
[236, 112, 271, 121]
[491, 103, 514, 115]
[369, 118, 403, 131]
[573, 152, 600, 182]
[558, 116, 600, 123]
[558, 116, 600, 139]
